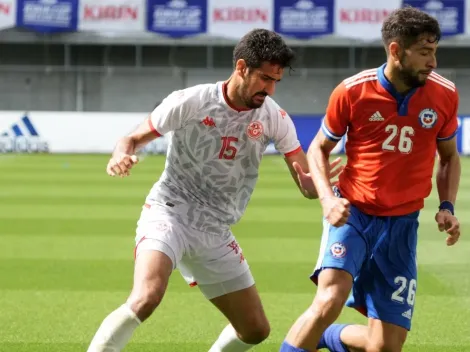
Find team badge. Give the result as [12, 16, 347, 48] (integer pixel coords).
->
[418, 108, 438, 129]
[247, 121, 264, 139]
[155, 221, 169, 232]
[330, 242, 346, 258]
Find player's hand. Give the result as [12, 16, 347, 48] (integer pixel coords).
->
[321, 196, 350, 227]
[435, 210, 460, 246]
[106, 154, 139, 177]
[293, 157, 344, 199]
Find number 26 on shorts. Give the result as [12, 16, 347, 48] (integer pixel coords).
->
[391, 276, 417, 306]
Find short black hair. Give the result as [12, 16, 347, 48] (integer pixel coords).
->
[381, 6, 441, 51]
[233, 28, 295, 70]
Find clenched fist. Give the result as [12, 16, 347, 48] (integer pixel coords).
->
[321, 196, 351, 227]
[106, 154, 139, 177]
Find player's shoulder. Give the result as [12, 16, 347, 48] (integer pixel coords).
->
[263, 96, 290, 120]
[328, 68, 378, 103]
[425, 71, 457, 99]
[165, 83, 217, 108]
[341, 68, 378, 91]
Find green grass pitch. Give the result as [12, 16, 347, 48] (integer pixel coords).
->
[0, 154, 469, 351]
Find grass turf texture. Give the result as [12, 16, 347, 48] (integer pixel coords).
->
[1, 154, 469, 351]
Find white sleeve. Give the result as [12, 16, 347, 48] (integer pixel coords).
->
[272, 108, 301, 156]
[148, 90, 194, 136]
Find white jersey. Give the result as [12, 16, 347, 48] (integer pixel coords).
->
[144, 81, 301, 234]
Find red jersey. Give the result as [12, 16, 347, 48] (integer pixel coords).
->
[323, 64, 459, 216]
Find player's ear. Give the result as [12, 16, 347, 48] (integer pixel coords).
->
[235, 59, 248, 78]
[388, 42, 401, 64]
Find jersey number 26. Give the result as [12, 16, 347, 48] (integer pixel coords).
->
[382, 125, 414, 154]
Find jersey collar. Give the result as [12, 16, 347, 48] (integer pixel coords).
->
[218, 81, 252, 113]
[377, 63, 417, 116]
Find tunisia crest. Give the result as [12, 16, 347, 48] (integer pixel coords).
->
[247, 121, 264, 139]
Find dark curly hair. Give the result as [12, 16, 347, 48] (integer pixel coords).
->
[233, 28, 295, 70]
[381, 6, 441, 51]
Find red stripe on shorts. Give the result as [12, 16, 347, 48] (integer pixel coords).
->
[134, 236, 147, 260]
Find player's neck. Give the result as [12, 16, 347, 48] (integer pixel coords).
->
[223, 78, 250, 111]
[384, 64, 413, 95]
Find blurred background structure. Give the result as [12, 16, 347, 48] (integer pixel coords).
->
[1, 0, 470, 155]
[0, 0, 469, 115]
[2, 3, 470, 352]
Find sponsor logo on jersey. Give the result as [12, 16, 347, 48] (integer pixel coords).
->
[201, 116, 216, 127]
[369, 111, 384, 121]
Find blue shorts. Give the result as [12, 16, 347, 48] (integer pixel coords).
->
[310, 203, 419, 331]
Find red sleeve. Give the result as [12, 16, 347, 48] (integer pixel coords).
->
[437, 91, 459, 141]
[321, 82, 351, 142]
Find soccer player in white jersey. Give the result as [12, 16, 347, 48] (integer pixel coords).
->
[87, 29, 343, 352]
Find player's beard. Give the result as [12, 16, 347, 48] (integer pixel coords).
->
[398, 55, 427, 88]
[239, 75, 267, 109]
[248, 92, 267, 109]
[239, 86, 266, 109]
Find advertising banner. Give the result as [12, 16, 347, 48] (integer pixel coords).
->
[0, 112, 467, 155]
[0, 0, 16, 30]
[0, 112, 152, 154]
[403, 0, 464, 37]
[16, 0, 78, 33]
[335, 0, 401, 41]
[208, 0, 273, 39]
[78, 0, 145, 32]
[274, 0, 334, 39]
[147, 0, 207, 38]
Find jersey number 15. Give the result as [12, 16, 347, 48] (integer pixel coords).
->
[382, 125, 415, 154]
[219, 136, 238, 160]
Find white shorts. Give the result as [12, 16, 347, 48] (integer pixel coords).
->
[134, 203, 254, 299]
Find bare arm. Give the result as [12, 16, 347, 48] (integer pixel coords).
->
[285, 149, 309, 190]
[436, 137, 461, 207]
[107, 117, 162, 177]
[307, 129, 341, 200]
[113, 118, 160, 157]
[284, 149, 344, 199]
[434, 136, 461, 246]
[108, 88, 192, 177]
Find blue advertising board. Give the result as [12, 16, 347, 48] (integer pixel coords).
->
[146, 0, 207, 38]
[274, 0, 334, 39]
[402, 0, 465, 36]
[16, 0, 78, 33]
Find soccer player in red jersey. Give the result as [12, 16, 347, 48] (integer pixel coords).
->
[280, 6, 461, 352]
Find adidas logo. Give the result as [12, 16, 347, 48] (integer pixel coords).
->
[369, 111, 384, 121]
[0, 114, 48, 153]
[402, 309, 412, 320]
